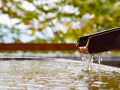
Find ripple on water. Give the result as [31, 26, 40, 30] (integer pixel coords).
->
[0, 59, 119, 89]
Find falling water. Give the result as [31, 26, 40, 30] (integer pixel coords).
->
[80, 53, 94, 70]
[79, 46, 103, 71]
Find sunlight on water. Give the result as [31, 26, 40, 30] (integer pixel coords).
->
[0, 59, 119, 89]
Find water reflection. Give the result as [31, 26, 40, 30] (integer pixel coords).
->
[0, 59, 119, 89]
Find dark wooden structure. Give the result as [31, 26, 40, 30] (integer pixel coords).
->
[77, 27, 120, 53]
[0, 43, 76, 51]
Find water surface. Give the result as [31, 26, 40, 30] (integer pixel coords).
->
[0, 59, 120, 90]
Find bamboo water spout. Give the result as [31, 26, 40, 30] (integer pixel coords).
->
[76, 27, 120, 54]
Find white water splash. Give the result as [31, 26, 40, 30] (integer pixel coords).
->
[80, 53, 103, 71]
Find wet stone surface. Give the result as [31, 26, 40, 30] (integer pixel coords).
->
[0, 59, 119, 90]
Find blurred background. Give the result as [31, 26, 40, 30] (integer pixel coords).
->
[0, 0, 120, 55]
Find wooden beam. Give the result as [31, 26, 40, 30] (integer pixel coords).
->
[0, 43, 76, 51]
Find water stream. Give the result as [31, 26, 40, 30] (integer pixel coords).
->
[80, 53, 103, 71]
